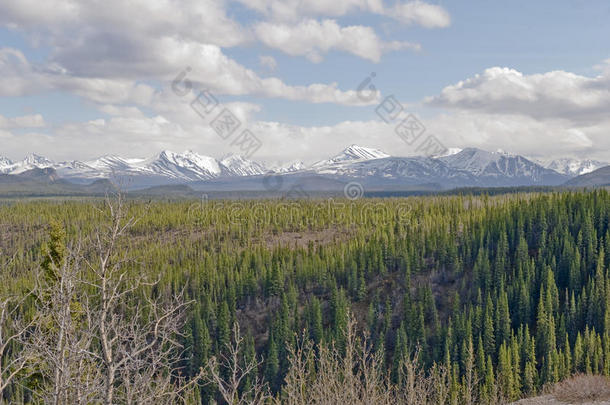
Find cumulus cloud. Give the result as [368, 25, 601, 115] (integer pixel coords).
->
[0, 0, 380, 106]
[426, 66, 610, 124]
[0, 48, 158, 105]
[233, 0, 383, 21]
[0, 0, 247, 48]
[156, 40, 379, 104]
[0, 114, 46, 129]
[254, 19, 420, 63]
[0, 44, 375, 106]
[384, 0, 451, 28]
[235, 0, 450, 28]
[427, 111, 605, 160]
[422, 61, 610, 161]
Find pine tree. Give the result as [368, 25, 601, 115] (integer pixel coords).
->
[41, 219, 67, 282]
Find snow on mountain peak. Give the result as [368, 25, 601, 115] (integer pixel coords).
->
[23, 153, 53, 166]
[341, 145, 390, 161]
[149, 150, 221, 179]
[0, 157, 13, 173]
[87, 155, 138, 171]
[542, 158, 609, 177]
[312, 145, 389, 169]
[440, 148, 502, 175]
[437, 148, 463, 158]
[439, 147, 551, 179]
[220, 154, 266, 177]
[6, 153, 55, 174]
[271, 161, 306, 173]
[0, 147, 588, 188]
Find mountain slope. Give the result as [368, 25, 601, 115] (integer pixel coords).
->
[440, 148, 568, 186]
[143, 150, 221, 180]
[0, 168, 104, 196]
[564, 165, 610, 187]
[312, 144, 390, 170]
[220, 155, 266, 177]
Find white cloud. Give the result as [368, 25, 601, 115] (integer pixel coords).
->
[0, 0, 247, 48]
[0, 113, 46, 129]
[254, 19, 420, 62]
[159, 40, 379, 104]
[0, 115, 400, 163]
[3, 104, 610, 163]
[427, 111, 605, 160]
[259, 55, 278, 71]
[233, 0, 383, 21]
[98, 105, 147, 118]
[0, 0, 381, 106]
[0, 44, 376, 106]
[421, 61, 610, 161]
[234, 0, 449, 28]
[426, 66, 610, 124]
[0, 0, 77, 28]
[384, 1, 451, 28]
[0, 48, 158, 104]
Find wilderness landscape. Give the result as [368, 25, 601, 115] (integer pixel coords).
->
[1, 191, 610, 403]
[3, 0, 610, 403]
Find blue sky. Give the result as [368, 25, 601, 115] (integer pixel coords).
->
[1, 0, 609, 164]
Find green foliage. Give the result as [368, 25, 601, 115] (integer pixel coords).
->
[3, 190, 610, 403]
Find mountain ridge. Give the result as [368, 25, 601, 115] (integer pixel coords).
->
[0, 146, 590, 191]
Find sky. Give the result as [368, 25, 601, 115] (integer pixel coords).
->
[0, 0, 610, 165]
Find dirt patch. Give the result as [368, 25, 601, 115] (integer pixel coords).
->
[259, 227, 355, 249]
[514, 375, 610, 404]
[514, 396, 610, 404]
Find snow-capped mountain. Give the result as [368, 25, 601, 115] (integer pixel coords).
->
[440, 148, 507, 176]
[87, 155, 146, 173]
[541, 158, 609, 177]
[439, 148, 564, 183]
[0, 157, 13, 173]
[314, 156, 476, 186]
[312, 145, 389, 170]
[311, 147, 567, 187]
[270, 161, 306, 174]
[220, 155, 266, 177]
[0, 145, 595, 190]
[144, 150, 221, 180]
[0, 150, 265, 184]
[6, 153, 54, 174]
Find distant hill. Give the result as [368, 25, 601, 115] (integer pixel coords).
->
[0, 168, 202, 198]
[130, 184, 196, 197]
[0, 168, 114, 196]
[564, 165, 610, 187]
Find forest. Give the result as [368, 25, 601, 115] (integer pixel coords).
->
[0, 190, 610, 404]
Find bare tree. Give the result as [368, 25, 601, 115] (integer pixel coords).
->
[25, 192, 201, 404]
[78, 193, 201, 404]
[30, 241, 101, 405]
[205, 323, 271, 405]
[0, 253, 35, 399]
[0, 294, 35, 400]
[282, 313, 395, 405]
[112, 292, 202, 405]
[277, 313, 460, 405]
[280, 335, 314, 405]
[460, 337, 478, 405]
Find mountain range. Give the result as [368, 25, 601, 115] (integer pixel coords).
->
[1, 145, 609, 196]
